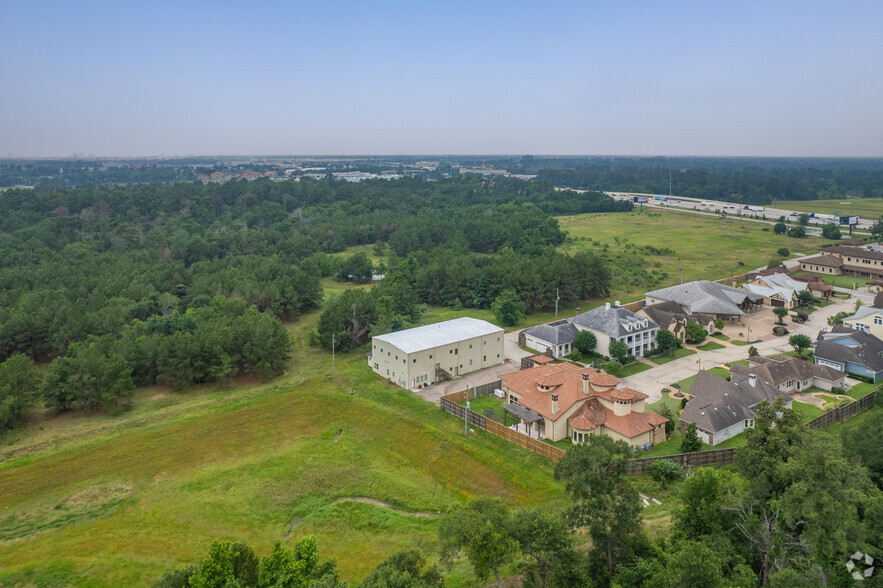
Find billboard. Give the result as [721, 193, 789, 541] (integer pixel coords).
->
[839, 216, 859, 226]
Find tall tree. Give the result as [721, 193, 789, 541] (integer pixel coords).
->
[0, 354, 41, 432]
[438, 497, 518, 588]
[554, 435, 647, 580]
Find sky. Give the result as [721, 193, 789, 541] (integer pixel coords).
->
[2, 1, 882, 157]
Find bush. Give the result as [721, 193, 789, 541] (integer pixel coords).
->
[848, 373, 874, 384]
[796, 311, 809, 321]
[602, 361, 623, 377]
[772, 326, 789, 336]
[680, 397, 688, 410]
[569, 350, 584, 363]
[649, 459, 683, 487]
[830, 387, 845, 396]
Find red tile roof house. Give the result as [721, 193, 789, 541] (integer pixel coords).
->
[499, 362, 668, 447]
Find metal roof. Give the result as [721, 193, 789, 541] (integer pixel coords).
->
[372, 317, 502, 354]
[645, 280, 758, 316]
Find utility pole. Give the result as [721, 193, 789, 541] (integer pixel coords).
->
[464, 386, 470, 435]
[555, 287, 560, 319]
[331, 333, 336, 376]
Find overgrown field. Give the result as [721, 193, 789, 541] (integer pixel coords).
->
[0, 311, 567, 587]
[775, 198, 883, 219]
[558, 208, 829, 298]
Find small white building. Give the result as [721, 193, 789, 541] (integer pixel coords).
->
[369, 317, 504, 388]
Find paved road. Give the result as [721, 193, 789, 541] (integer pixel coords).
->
[620, 294, 863, 403]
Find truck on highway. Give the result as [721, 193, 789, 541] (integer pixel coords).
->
[744, 205, 764, 212]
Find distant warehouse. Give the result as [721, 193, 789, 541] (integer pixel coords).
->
[369, 318, 504, 388]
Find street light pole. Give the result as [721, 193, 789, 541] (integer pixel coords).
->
[331, 333, 336, 376]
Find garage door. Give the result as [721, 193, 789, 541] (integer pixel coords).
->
[770, 298, 784, 307]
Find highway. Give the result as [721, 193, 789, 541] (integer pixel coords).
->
[602, 191, 872, 235]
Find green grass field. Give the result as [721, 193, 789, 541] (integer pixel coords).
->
[558, 208, 829, 299]
[844, 382, 876, 400]
[775, 198, 883, 220]
[0, 309, 568, 587]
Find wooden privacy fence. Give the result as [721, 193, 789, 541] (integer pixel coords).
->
[806, 391, 875, 429]
[626, 448, 737, 475]
[439, 388, 877, 473]
[485, 420, 566, 461]
[440, 380, 501, 404]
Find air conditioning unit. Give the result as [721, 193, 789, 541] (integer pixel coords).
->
[494, 389, 505, 398]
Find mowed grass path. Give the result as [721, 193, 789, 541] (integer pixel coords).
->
[0, 311, 565, 586]
[558, 208, 829, 298]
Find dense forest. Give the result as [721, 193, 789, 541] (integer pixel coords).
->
[535, 164, 883, 204]
[0, 176, 624, 428]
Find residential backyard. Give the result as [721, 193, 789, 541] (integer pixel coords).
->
[791, 270, 874, 289]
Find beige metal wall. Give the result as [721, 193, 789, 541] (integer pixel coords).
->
[371, 330, 504, 388]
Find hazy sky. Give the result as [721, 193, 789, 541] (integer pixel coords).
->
[2, 1, 882, 157]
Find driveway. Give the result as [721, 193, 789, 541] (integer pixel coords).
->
[413, 328, 531, 404]
[620, 295, 856, 404]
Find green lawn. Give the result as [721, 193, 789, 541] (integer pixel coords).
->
[619, 362, 653, 377]
[0, 308, 567, 587]
[730, 340, 752, 346]
[707, 367, 731, 380]
[697, 341, 725, 351]
[650, 347, 697, 365]
[712, 333, 730, 341]
[792, 401, 826, 422]
[791, 271, 874, 289]
[639, 436, 713, 457]
[844, 382, 876, 400]
[460, 395, 507, 422]
[726, 359, 750, 367]
[818, 394, 850, 410]
[558, 207, 829, 300]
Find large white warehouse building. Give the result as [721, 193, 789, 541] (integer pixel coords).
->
[369, 317, 505, 388]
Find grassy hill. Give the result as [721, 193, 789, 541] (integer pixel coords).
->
[0, 310, 566, 587]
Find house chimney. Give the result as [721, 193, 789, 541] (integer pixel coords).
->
[551, 394, 559, 414]
[605, 302, 611, 310]
[575, 307, 580, 315]
[615, 300, 620, 307]
[582, 372, 590, 395]
[748, 374, 757, 387]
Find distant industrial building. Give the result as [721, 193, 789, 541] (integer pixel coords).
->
[369, 318, 504, 388]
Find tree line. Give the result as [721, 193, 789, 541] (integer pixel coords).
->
[536, 164, 883, 204]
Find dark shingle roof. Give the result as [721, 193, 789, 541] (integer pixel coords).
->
[680, 371, 785, 433]
[730, 355, 842, 387]
[523, 322, 579, 346]
[645, 281, 761, 316]
[814, 326, 883, 373]
[567, 305, 658, 338]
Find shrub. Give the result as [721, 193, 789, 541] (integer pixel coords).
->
[830, 387, 845, 396]
[680, 397, 688, 410]
[772, 326, 789, 336]
[649, 459, 683, 487]
[602, 361, 623, 377]
[796, 311, 809, 322]
[569, 350, 584, 363]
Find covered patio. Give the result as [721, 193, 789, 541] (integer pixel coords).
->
[504, 403, 545, 439]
